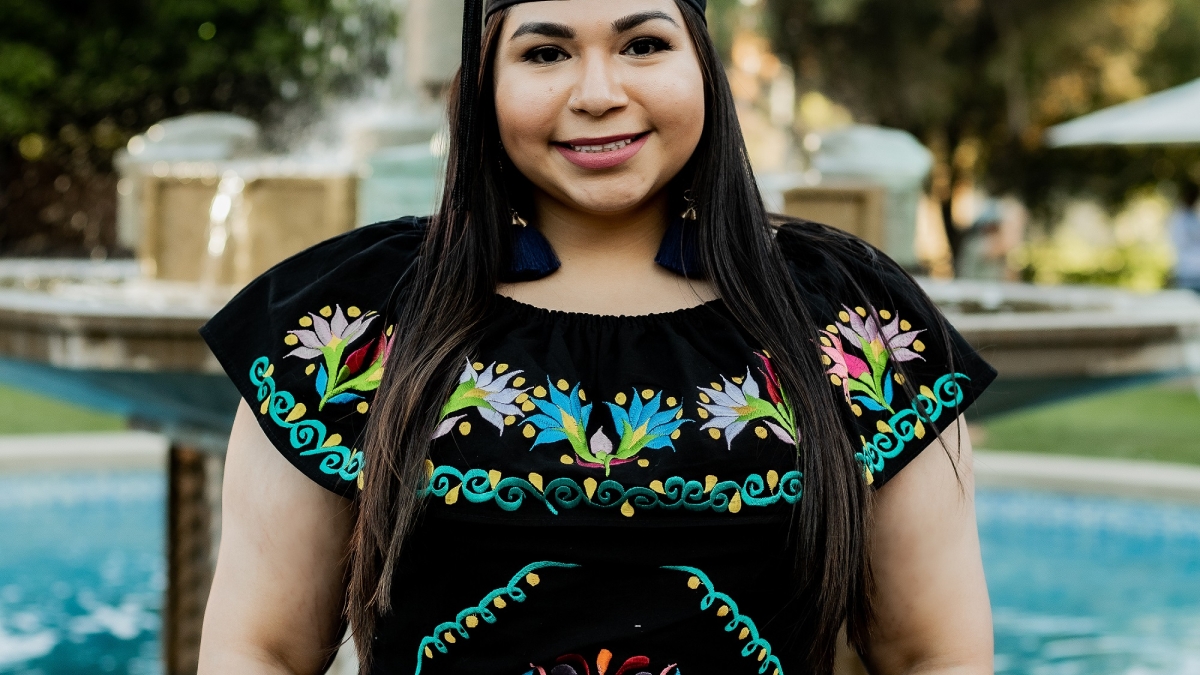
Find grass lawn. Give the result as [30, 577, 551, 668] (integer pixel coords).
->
[979, 379, 1200, 465]
[0, 383, 126, 435]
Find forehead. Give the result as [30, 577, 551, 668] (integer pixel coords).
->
[502, 0, 685, 29]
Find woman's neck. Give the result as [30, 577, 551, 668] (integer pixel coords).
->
[496, 191, 717, 316]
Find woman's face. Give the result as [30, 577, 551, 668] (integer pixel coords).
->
[493, 0, 706, 216]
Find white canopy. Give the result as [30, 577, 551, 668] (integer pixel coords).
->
[1045, 77, 1200, 147]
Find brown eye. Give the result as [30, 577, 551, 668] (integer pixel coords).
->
[524, 46, 569, 64]
[623, 37, 670, 57]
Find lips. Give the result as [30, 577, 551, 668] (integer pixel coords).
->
[553, 132, 650, 170]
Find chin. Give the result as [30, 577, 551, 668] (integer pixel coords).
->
[561, 175, 662, 215]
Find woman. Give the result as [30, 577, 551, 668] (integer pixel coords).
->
[197, 0, 997, 673]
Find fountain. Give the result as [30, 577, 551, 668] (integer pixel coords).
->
[1, 1, 1199, 673]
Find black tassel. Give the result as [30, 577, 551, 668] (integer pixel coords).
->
[503, 224, 561, 282]
[655, 214, 705, 279]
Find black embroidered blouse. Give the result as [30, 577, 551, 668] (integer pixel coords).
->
[200, 216, 996, 675]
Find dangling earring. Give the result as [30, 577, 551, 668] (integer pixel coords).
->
[654, 189, 704, 279]
[503, 207, 560, 282]
[681, 190, 698, 221]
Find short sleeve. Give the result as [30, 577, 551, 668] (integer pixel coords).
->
[776, 220, 997, 488]
[199, 217, 426, 496]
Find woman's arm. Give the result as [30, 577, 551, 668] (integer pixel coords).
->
[197, 401, 355, 675]
[860, 416, 994, 675]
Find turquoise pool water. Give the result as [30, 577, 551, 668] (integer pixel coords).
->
[1, 472, 1198, 674]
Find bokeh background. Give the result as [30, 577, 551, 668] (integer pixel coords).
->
[2, 0, 1200, 674]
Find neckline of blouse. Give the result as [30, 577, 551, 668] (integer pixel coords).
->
[491, 293, 727, 325]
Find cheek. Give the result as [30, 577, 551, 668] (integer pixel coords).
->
[643, 64, 705, 164]
[494, 73, 561, 164]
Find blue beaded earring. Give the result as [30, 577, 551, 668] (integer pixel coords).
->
[655, 190, 705, 279]
[504, 208, 561, 281]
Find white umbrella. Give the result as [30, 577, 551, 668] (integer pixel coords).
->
[1045, 77, 1200, 147]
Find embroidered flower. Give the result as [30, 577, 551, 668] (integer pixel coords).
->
[434, 361, 529, 438]
[286, 304, 377, 360]
[822, 305, 925, 414]
[285, 305, 389, 409]
[525, 651, 679, 675]
[522, 378, 615, 467]
[598, 389, 690, 474]
[698, 353, 797, 449]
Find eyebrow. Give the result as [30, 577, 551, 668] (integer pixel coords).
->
[508, 11, 678, 41]
[612, 10, 678, 33]
[510, 21, 575, 40]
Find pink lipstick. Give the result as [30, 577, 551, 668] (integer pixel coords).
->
[553, 132, 650, 170]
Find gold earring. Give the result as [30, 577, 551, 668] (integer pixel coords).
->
[681, 190, 697, 221]
[511, 209, 528, 227]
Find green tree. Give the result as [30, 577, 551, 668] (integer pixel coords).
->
[0, 0, 395, 256]
[764, 0, 1200, 256]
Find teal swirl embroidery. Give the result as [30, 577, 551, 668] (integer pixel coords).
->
[664, 565, 784, 675]
[855, 372, 969, 479]
[415, 561, 578, 674]
[250, 357, 363, 483]
[418, 461, 802, 517]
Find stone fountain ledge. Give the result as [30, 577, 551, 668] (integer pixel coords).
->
[920, 278, 1200, 383]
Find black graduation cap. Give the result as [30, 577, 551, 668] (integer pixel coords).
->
[451, 0, 708, 213]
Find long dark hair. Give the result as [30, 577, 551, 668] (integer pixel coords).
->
[350, 2, 881, 671]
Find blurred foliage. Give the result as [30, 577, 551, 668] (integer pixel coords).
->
[0, 0, 395, 257]
[764, 0, 1200, 248]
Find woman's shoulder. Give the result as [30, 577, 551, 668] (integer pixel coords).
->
[199, 216, 428, 496]
[770, 215, 997, 487]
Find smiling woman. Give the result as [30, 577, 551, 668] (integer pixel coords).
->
[196, 1, 997, 674]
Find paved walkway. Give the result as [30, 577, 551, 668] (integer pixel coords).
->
[0, 431, 168, 471]
[975, 449, 1200, 503]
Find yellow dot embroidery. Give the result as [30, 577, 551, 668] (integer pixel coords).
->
[894, 373, 906, 385]
[523, 425, 536, 438]
[851, 404, 862, 417]
[666, 396, 677, 407]
[826, 324, 837, 332]
[615, 392, 627, 405]
[347, 306, 361, 318]
[513, 376, 526, 387]
[284, 334, 298, 345]
[900, 320, 911, 331]
[699, 392, 711, 404]
[521, 400, 536, 412]
[473, 362, 484, 371]
[560, 455, 574, 465]
[620, 502, 635, 517]
[504, 415, 516, 426]
[465, 615, 479, 628]
[830, 374, 843, 386]
[710, 382, 722, 391]
[458, 421, 472, 435]
[638, 458, 650, 467]
[821, 355, 832, 366]
[494, 597, 507, 609]
[357, 401, 369, 414]
[839, 311, 851, 322]
[755, 426, 768, 439]
[526, 573, 540, 586]
[876, 420, 892, 433]
[698, 408, 709, 419]
[641, 389, 654, 400]
[879, 309, 892, 320]
[687, 576, 701, 589]
[444, 632, 456, 644]
[320, 306, 332, 317]
[819, 336, 832, 347]
[717, 605, 730, 617]
[496, 363, 508, 374]
[670, 430, 681, 440]
[534, 386, 547, 398]
[305, 364, 315, 375]
[913, 339, 926, 352]
[556, 379, 569, 391]
[516, 393, 529, 403]
[579, 390, 586, 401]
[299, 316, 312, 327]
[708, 428, 720, 440]
[855, 306, 867, 317]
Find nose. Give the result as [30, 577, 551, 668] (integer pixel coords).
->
[568, 50, 628, 117]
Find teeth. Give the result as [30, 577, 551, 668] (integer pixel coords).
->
[570, 137, 636, 153]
